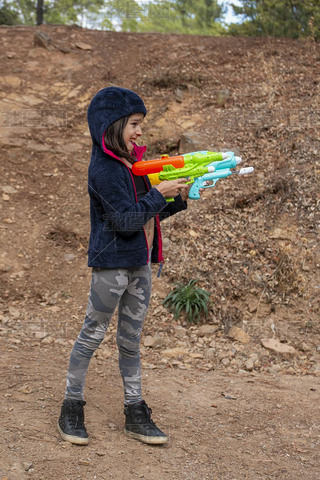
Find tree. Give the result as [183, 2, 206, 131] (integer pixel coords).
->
[44, 1, 105, 26]
[101, 0, 144, 32]
[0, 1, 21, 24]
[0, 0, 227, 32]
[174, 0, 225, 32]
[36, 0, 43, 24]
[0, 0, 105, 25]
[103, 0, 227, 35]
[228, 0, 320, 39]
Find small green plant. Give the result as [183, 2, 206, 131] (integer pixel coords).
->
[163, 279, 211, 324]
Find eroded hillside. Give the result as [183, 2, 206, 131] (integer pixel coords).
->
[0, 25, 319, 371]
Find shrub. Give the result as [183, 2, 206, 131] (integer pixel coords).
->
[162, 279, 211, 324]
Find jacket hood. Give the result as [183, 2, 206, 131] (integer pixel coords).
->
[87, 86, 147, 149]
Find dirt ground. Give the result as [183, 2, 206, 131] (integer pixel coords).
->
[0, 25, 319, 479]
[1, 345, 320, 480]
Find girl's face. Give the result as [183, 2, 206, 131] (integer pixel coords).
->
[123, 113, 144, 152]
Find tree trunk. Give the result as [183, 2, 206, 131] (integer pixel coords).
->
[36, 0, 44, 25]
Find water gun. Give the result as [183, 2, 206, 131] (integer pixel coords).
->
[132, 151, 254, 200]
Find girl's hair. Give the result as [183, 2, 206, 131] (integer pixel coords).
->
[104, 115, 135, 163]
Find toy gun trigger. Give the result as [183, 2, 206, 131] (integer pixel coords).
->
[203, 178, 219, 187]
[186, 177, 195, 185]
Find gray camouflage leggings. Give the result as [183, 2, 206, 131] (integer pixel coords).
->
[65, 261, 152, 405]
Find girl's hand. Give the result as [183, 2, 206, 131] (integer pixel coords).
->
[179, 184, 191, 201]
[155, 178, 189, 199]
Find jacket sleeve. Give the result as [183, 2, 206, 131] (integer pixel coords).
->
[143, 175, 187, 221]
[91, 165, 168, 237]
[158, 195, 188, 221]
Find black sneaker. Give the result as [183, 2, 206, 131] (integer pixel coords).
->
[124, 400, 168, 445]
[57, 399, 89, 445]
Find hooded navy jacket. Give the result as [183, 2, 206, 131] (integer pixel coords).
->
[86, 87, 187, 268]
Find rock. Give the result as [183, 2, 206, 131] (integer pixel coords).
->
[312, 364, 320, 374]
[222, 392, 237, 400]
[162, 347, 189, 358]
[23, 462, 33, 471]
[0, 263, 11, 273]
[41, 335, 55, 345]
[0, 76, 21, 88]
[153, 305, 164, 315]
[205, 348, 216, 361]
[162, 237, 170, 248]
[34, 31, 52, 49]
[173, 325, 187, 339]
[27, 48, 50, 59]
[9, 307, 21, 318]
[299, 342, 311, 352]
[187, 83, 198, 95]
[179, 131, 211, 153]
[62, 85, 83, 100]
[20, 95, 43, 106]
[20, 385, 33, 394]
[174, 88, 184, 103]
[197, 325, 219, 336]
[189, 352, 204, 359]
[154, 117, 166, 128]
[221, 357, 230, 366]
[260, 338, 296, 355]
[52, 41, 71, 54]
[2, 185, 18, 194]
[250, 353, 259, 361]
[64, 253, 75, 261]
[47, 305, 60, 313]
[143, 363, 157, 369]
[176, 340, 189, 348]
[248, 303, 258, 313]
[10, 270, 25, 279]
[269, 364, 282, 374]
[189, 229, 200, 238]
[216, 89, 231, 107]
[228, 326, 251, 344]
[180, 119, 196, 129]
[245, 357, 256, 371]
[75, 42, 92, 51]
[269, 228, 294, 240]
[0, 315, 9, 324]
[143, 334, 165, 348]
[34, 331, 49, 340]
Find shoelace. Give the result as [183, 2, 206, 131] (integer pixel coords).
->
[140, 404, 156, 426]
[70, 406, 85, 429]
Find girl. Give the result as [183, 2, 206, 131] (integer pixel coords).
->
[57, 87, 189, 446]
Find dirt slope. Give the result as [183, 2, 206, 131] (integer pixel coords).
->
[0, 25, 319, 480]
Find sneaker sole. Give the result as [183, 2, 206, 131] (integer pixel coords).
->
[124, 428, 168, 445]
[57, 421, 89, 445]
